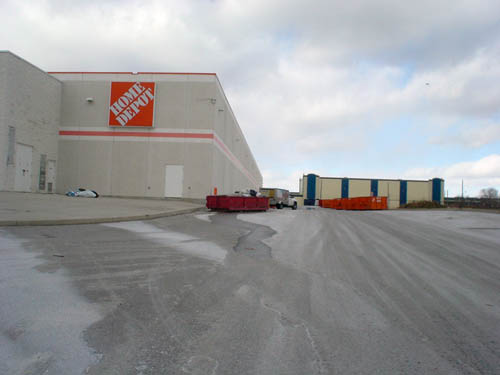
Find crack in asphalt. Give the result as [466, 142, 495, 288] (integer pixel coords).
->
[260, 298, 327, 375]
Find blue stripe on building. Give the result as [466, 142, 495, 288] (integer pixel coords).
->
[399, 180, 407, 206]
[305, 174, 316, 206]
[341, 178, 349, 198]
[432, 178, 442, 202]
[370, 179, 378, 197]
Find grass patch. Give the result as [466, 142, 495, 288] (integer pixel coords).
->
[403, 201, 445, 209]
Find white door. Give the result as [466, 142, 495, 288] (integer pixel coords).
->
[47, 160, 56, 193]
[164, 165, 183, 197]
[14, 144, 33, 192]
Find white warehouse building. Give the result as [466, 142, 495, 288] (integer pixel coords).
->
[0, 51, 262, 199]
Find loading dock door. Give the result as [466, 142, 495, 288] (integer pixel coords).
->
[164, 165, 183, 198]
[14, 144, 33, 192]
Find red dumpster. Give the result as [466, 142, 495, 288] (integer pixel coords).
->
[206, 195, 219, 210]
[319, 196, 388, 211]
[206, 195, 269, 211]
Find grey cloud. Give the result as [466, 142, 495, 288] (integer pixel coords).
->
[4, 1, 500, 74]
[430, 123, 500, 148]
[203, 1, 500, 68]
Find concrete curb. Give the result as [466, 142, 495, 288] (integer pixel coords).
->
[0, 207, 205, 227]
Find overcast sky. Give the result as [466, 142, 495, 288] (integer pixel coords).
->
[2, 0, 499, 197]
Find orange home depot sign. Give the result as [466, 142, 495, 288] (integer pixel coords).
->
[109, 82, 155, 127]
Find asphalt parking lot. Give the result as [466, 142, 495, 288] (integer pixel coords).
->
[1, 208, 499, 374]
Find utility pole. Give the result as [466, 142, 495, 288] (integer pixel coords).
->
[462, 179, 464, 199]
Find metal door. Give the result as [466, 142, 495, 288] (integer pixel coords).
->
[164, 165, 183, 197]
[14, 144, 33, 192]
[47, 160, 56, 193]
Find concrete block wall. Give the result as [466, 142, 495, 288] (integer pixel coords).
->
[0, 51, 61, 192]
[0, 53, 7, 190]
[54, 72, 262, 198]
[0, 53, 262, 198]
[212, 78, 262, 194]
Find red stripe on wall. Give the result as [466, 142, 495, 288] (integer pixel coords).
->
[59, 130, 214, 139]
[59, 129, 259, 186]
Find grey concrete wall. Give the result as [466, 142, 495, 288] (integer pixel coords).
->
[57, 139, 213, 198]
[211, 146, 257, 195]
[54, 72, 261, 198]
[214, 78, 262, 191]
[0, 53, 7, 190]
[0, 51, 61, 192]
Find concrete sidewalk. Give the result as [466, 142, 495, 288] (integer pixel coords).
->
[0, 192, 205, 226]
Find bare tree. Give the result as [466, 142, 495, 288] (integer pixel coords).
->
[479, 187, 499, 199]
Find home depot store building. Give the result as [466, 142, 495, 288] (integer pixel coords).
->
[0, 51, 262, 198]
